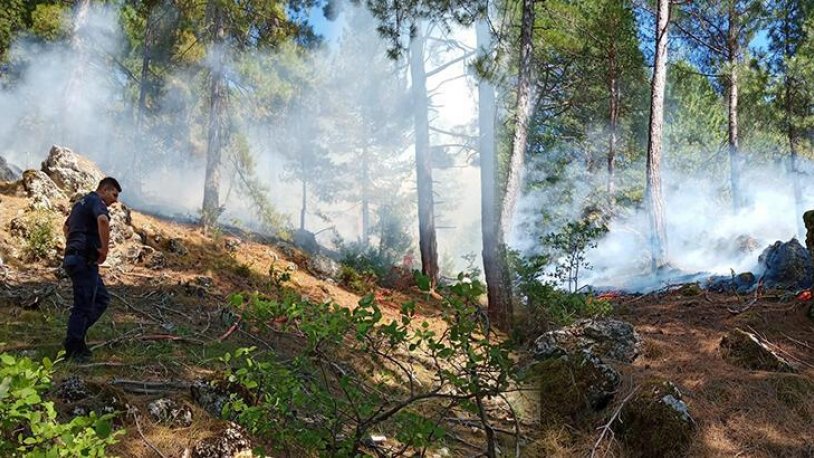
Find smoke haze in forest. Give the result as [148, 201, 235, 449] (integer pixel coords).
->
[0, 3, 483, 273]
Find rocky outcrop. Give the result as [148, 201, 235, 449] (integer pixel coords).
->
[756, 239, 813, 290]
[720, 328, 796, 373]
[0, 155, 20, 181]
[615, 381, 694, 458]
[534, 318, 641, 363]
[41, 145, 104, 194]
[307, 254, 341, 281]
[22, 170, 64, 210]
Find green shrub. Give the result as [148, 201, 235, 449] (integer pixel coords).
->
[21, 211, 58, 260]
[222, 275, 516, 457]
[0, 353, 122, 456]
[338, 265, 378, 295]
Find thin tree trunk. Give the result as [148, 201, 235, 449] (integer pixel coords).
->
[499, 0, 536, 238]
[645, 0, 670, 270]
[362, 147, 370, 247]
[607, 45, 619, 201]
[727, 12, 742, 212]
[201, 3, 227, 229]
[478, 19, 513, 331]
[411, 25, 439, 287]
[300, 154, 308, 231]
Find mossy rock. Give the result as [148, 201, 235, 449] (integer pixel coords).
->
[720, 328, 796, 372]
[536, 350, 619, 426]
[615, 380, 694, 458]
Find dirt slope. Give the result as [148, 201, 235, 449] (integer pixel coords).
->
[2, 187, 814, 457]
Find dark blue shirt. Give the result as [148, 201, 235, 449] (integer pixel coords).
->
[65, 191, 109, 258]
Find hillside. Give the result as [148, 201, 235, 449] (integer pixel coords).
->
[0, 150, 813, 457]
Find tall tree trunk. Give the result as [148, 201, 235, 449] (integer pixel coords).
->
[63, 0, 91, 146]
[727, 11, 742, 211]
[607, 44, 619, 201]
[645, 0, 670, 270]
[478, 19, 513, 331]
[499, 0, 536, 238]
[783, 15, 804, 237]
[133, 7, 155, 194]
[410, 25, 439, 287]
[361, 147, 370, 247]
[201, 3, 227, 229]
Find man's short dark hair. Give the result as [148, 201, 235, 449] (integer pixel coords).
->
[98, 177, 122, 192]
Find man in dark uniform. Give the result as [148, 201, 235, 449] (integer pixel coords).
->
[62, 177, 121, 362]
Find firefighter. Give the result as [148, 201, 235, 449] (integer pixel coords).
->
[62, 177, 121, 362]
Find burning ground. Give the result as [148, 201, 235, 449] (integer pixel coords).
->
[1, 148, 813, 457]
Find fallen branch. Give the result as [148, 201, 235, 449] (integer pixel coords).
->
[129, 406, 167, 458]
[727, 278, 763, 315]
[135, 334, 206, 345]
[218, 316, 242, 342]
[591, 386, 639, 458]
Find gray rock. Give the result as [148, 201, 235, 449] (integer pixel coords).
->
[0, 155, 20, 181]
[190, 423, 251, 458]
[22, 170, 64, 210]
[534, 318, 641, 363]
[41, 145, 104, 194]
[293, 229, 319, 254]
[307, 254, 341, 281]
[224, 238, 241, 252]
[757, 239, 814, 290]
[147, 398, 193, 428]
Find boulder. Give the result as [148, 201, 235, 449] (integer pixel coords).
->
[22, 170, 64, 210]
[293, 229, 320, 254]
[0, 155, 20, 181]
[537, 349, 620, 425]
[307, 254, 341, 281]
[756, 239, 813, 290]
[707, 272, 756, 294]
[534, 318, 641, 363]
[168, 238, 189, 255]
[147, 398, 193, 428]
[53, 376, 124, 418]
[41, 145, 104, 194]
[614, 380, 694, 458]
[720, 328, 796, 372]
[188, 423, 252, 458]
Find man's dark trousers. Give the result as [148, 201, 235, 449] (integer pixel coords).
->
[64, 254, 110, 351]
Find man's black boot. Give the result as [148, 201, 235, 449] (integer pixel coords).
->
[64, 338, 91, 363]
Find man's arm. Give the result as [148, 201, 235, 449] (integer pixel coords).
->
[63, 221, 69, 238]
[97, 215, 110, 264]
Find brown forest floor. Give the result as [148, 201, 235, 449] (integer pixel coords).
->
[1, 191, 814, 457]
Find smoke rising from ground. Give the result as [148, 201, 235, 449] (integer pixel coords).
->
[513, 144, 812, 292]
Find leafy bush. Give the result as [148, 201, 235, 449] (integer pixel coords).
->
[221, 274, 516, 457]
[338, 265, 378, 295]
[510, 248, 612, 338]
[20, 211, 58, 260]
[0, 353, 122, 456]
[542, 220, 608, 293]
